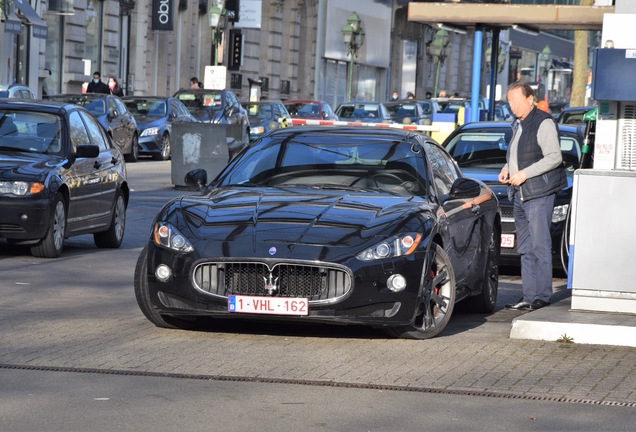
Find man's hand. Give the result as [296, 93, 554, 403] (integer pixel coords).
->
[498, 168, 509, 184]
[508, 169, 527, 187]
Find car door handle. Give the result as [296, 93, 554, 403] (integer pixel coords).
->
[94, 161, 102, 169]
[471, 204, 481, 214]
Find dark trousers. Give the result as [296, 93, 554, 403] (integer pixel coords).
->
[513, 193, 555, 303]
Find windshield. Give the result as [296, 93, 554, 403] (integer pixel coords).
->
[285, 103, 319, 117]
[47, 96, 106, 115]
[445, 128, 581, 171]
[336, 104, 381, 120]
[385, 103, 418, 117]
[0, 111, 63, 155]
[176, 92, 222, 113]
[242, 103, 274, 120]
[216, 135, 429, 196]
[125, 99, 167, 117]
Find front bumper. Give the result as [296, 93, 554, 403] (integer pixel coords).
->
[143, 243, 425, 326]
[0, 195, 53, 240]
[139, 134, 162, 155]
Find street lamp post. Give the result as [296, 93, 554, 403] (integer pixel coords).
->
[538, 45, 552, 99]
[427, 29, 450, 98]
[209, 0, 228, 67]
[341, 11, 365, 101]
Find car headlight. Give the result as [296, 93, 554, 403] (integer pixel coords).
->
[0, 181, 44, 196]
[250, 125, 265, 134]
[356, 233, 422, 261]
[141, 127, 160, 137]
[552, 204, 569, 223]
[153, 222, 194, 253]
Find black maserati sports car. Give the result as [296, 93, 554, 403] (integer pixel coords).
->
[134, 127, 500, 339]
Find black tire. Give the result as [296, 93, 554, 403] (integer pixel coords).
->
[124, 133, 139, 163]
[94, 190, 126, 248]
[134, 246, 198, 330]
[31, 193, 66, 258]
[385, 243, 456, 339]
[463, 222, 500, 313]
[153, 133, 171, 161]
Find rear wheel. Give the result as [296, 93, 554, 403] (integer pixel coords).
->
[31, 193, 66, 258]
[464, 222, 500, 313]
[153, 133, 171, 161]
[134, 246, 198, 330]
[94, 191, 126, 248]
[385, 243, 455, 339]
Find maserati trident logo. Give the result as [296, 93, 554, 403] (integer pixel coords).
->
[262, 272, 279, 296]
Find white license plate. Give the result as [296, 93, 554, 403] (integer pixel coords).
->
[228, 295, 309, 316]
[501, 233, 515, 249]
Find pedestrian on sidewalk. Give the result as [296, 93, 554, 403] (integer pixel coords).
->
[499, 81, 566, 311]
[86, 71, 109, 94]
[108, 77, 124, 97]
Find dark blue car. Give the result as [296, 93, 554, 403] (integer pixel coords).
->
[122, 96, 198, 160]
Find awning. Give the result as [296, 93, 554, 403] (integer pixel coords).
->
[14, 0, 48, 39]
[3, 9, 23, 35]
[408, 3, 614, 32]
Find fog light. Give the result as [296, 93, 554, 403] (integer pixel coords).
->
[20, 214, 28, 221]
[155, 264, 172, 282]
[387, 274, 407, 292]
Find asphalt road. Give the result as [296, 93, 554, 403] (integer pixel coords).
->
[1, 158, 635, 431]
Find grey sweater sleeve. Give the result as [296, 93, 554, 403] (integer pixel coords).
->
[522, 119, 563, 179]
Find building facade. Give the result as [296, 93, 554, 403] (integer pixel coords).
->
[2, 0, 576, 107]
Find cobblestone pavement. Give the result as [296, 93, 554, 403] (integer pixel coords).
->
[1, 161, 635, 407]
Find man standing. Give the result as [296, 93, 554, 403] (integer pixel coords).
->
[499, 81, 566, 310]
[86, 71, 109, 94]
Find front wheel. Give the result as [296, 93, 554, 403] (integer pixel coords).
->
[124, 134, 139, 163]
[31, 193, 66, 258]
[153, 133, 171, 161]
[385, 243, 456, 339]
[94, 191, 126, 248]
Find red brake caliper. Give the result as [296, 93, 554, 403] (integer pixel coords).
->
[430, 269, 439, 296]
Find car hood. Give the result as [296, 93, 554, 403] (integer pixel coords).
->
[173, 187, 433, 259]
[133, 116, 165, 128]
[0, 152, 61, 181]
[189, 109, 223, 123]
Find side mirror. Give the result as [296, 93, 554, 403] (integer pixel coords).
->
[322, 111, 329, 119]
[75, 144, 100, 159]
[184, 168, 208, 192]
[108, 109, 119, 120]
[62, 144, 100, 169]
[448, 178, 481, 200]
[170, 110, 179, 119]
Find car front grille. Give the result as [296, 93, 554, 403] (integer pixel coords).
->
[192, 261, 352, 304]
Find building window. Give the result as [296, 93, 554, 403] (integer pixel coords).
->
[84, 0, 103, 75]
[44, 14, 64, 95]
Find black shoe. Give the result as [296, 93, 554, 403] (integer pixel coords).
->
[505, 299, 531, 310]
[529, 299, 551, 310]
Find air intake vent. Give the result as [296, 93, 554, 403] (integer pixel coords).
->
[619, 104, 636, 170]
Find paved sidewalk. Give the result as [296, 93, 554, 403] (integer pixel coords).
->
[1, 271, 635, 406]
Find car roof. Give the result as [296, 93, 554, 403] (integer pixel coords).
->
[266, 126, 418, 140]
[452, 120, 583, 138]
[283, 99, 324, 104]
[47, 93, 110, 100]
[241, 101, 285, 105]
[0, 98, 78, 112]
[121, 96, 171, 101]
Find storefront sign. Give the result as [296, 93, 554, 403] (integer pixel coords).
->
[234, 0, 261, 29]
[229, 30, 243, 71]
[151, 0, 174, 31]
[204, 66, 227, 90]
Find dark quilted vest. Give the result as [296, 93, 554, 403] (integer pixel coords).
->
[515, 107, 566, 201]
